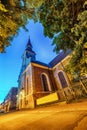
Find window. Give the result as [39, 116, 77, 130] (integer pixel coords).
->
[41, 74, 51, 91]
[26, 78, 29, 95]
[58, 71, 68, 88]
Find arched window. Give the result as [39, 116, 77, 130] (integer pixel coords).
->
[41, 73, 51, 91]
[58, 71, 68, 88]
[26, 78, 29, 95]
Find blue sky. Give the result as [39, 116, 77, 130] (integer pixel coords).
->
[0, 20, 57, 103]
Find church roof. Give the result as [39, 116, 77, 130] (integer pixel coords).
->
[49, 50, 71, 67]
[31, 61, 50, 67]
[31, 50, 71, 68]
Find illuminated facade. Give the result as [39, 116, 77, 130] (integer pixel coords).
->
[17, 38, 73, 109]
[3, 87, 18, 112]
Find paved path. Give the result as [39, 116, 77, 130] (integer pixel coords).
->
[0, 101, 87, 130]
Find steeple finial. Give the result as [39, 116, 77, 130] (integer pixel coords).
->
[26, 36, 32, 48]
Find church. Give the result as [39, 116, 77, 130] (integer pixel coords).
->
[17, 38, 73, 109]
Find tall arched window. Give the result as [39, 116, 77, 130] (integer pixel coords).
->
[26, 78, 29, 95]
[41, 73, 51, 91]
[58, 71, 68, 88]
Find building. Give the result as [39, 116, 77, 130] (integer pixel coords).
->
[0, 104, 2, 110]
[17, 38, 74, 109]
[3, 87, 18, 112]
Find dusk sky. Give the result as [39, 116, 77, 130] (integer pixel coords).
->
[0, 20, 57, 103]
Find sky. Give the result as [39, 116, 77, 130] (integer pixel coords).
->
[0, 20, 57, 103]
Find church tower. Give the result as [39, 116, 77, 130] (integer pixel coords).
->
[20, 37, 36, 74]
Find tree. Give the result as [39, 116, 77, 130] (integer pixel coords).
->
[0, 0, 26, 52]
[67, 2, 87, 77]
[0, 0, 43, 52]
[33, 0, 87, 77]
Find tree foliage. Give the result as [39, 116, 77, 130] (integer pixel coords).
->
[33, 0, 87, 76]
[0, 0, 24, 52]
[0, 0, 41, 52]
[67, 1, 87, 77]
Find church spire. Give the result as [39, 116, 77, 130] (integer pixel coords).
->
[21, 37, 36, 73]
[26, 37, 32, 48]
[25, 37, 36, 58]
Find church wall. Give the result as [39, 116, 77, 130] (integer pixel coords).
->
[52, 56, 73, 101]
[18, 64, 36, 109]
[25, 65, 33, 95]
[53, 56, 71, 87]
[17, 39, 74, 109]
[32, 65, 57, 99]
[17, 56, 73, 109]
